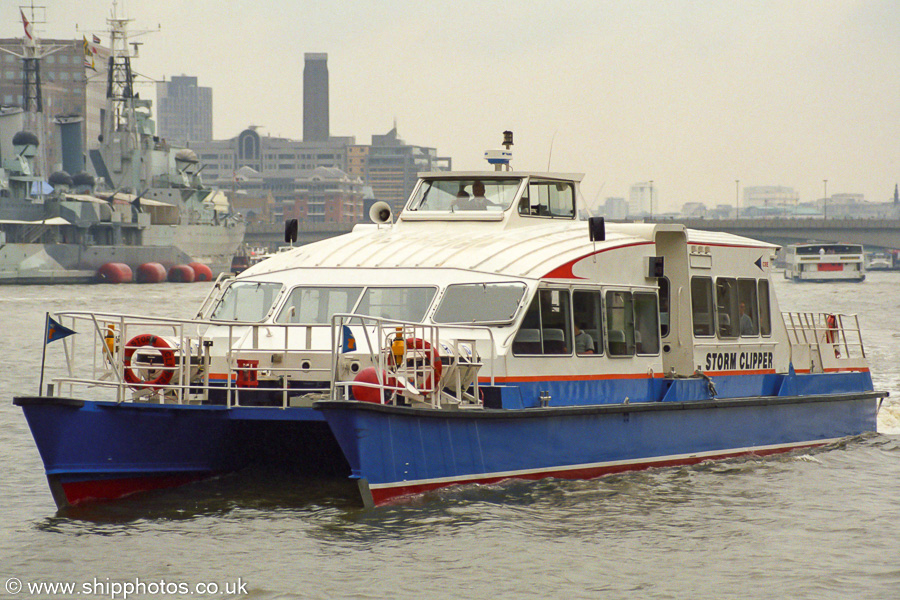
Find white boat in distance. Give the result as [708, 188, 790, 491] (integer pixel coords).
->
[784, 242, 865, 283]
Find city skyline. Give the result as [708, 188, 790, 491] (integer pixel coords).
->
[5, 0, 900, 212]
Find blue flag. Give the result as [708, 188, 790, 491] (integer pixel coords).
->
[341, 325, 356, 353]
[46, 316, 76, 343]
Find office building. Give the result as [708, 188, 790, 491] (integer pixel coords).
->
[303, 53, 329, 142]
[156, 75, 212, 145]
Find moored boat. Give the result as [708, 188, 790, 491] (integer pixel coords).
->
[783, 242, 865, 283]
[14, 134, 886, 508]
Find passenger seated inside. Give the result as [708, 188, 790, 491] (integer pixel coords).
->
[574, 323, 594, 354]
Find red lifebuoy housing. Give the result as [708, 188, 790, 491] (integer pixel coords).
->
[136, 262, 167, 283]
[96, 262, 133, 283]
[189, 262, 213, 282]
[167, 264, 196, 283]
[123, 334, 176, 388]
[352, 367, 397, 403]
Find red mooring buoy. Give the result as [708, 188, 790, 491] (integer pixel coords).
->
[189, 262, 213, 282]
[96, 262, 133, 284]
[167, 264, 196, 283]
[136, 262, 167, 284]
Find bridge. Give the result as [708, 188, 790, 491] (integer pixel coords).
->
[651, 218, 900, 250]
[242, 218, 900, 252]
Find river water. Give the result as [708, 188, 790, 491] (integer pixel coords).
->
[1, 276, 899, 599]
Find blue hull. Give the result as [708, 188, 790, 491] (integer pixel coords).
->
[13, 397, 349, 508]
[315, 388, 881, 506]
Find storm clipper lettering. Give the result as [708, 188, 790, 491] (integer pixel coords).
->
[705, 351, 773, 371]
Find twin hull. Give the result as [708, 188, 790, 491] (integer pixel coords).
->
[15, 371, 879, 509]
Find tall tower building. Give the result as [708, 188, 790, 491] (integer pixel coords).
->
[156, 75, 212, 144]
[303, 53, 329, 142]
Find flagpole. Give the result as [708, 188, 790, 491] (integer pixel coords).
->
[39, 312, 49, 395]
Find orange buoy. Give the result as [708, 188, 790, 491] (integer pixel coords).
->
[96, 262, 133, 283]
[167, 264, 196, 283]
[189, 262, 213, 282]
[136, 262, 167, 283]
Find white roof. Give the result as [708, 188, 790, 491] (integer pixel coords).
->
[243, 220, 775, 281]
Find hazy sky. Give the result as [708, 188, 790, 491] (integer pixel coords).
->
[8, 0, 900, 212]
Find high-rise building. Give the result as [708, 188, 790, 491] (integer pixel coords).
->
[628, 182, 656, 216]
[303, 53, 329, 142]
[156, 75, 212, 145]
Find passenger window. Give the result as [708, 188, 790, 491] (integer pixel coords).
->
[737, 278, 759, 337]
[658, 277, 670, 337]
[520, 181, 575, 218]
[605, 291, 635, 356]
[691, 277, 714, 336]
[573, 290, 603, 355]
[634, 292, 660, 355]
[758, 280, 772, 336]
[715, 277, 739, 338]
[512, 289, 572, 355]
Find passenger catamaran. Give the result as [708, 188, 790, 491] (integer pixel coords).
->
[15, 135, 886, 508]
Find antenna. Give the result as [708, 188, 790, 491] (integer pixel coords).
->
[546, 130, 557, 171]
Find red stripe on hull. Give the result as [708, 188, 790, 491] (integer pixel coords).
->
[54, 473, 207, 508]
[368, 443, 826, 506]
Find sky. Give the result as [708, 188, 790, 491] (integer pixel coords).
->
[6, 0, 900, 212]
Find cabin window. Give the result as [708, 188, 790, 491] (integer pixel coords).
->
[658, 277, 670, 337]
[691, 277, 714, 337]
[605, 291, 635, 356]
[634, 292, 660, 355]
[758, 280, 772, 336]
[275, 286, 363, 324]
[512, 289, 572, 355]
[714, 278, 739, 339]
[573, 290, 603, 355]
[355, 287, 437, 322]
[737, 278, 759, 337]
[433, 282, 526, 324]
[518, 181, 575, 218]
[407, 178, 521, 211]
[210, 281, 282, 322]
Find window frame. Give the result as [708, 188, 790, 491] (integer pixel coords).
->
[691, 276, 715, 337]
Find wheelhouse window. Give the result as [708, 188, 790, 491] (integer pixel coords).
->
[433, 282, 526, 324]
[573, 290, 603, 355]
[691, 276, 714, 337]
[715, 278, 739, 339]
[407, 178, 521, 212]
[605, 290, 635, 356]
[211, 281, 282, 322]
[512, 289, 572, 355]
[758, 279, 772, 336]
[737, 278, 759, 337]
[276, 287, 363, 324]
[518, 181, 576, 218]
[355, 287, 436, 322]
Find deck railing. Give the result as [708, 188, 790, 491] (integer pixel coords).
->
[781, 312, 866, 372]
[42, 311, 495, 409]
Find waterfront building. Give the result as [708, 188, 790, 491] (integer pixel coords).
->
[156, 75, 213, 145]
[743, 186, 799, 209]
[289, 166, 364, 224]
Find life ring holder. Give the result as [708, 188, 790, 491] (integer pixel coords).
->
[123, 334, 176, 389]
[389, 337, 443, 395]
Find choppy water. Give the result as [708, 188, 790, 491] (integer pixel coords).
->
[2, 276, 899, 599]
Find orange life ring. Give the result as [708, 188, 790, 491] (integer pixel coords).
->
[123, 334, 176, 388]
[825, 314, 837, 344]
[399, 337, 443, 394]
